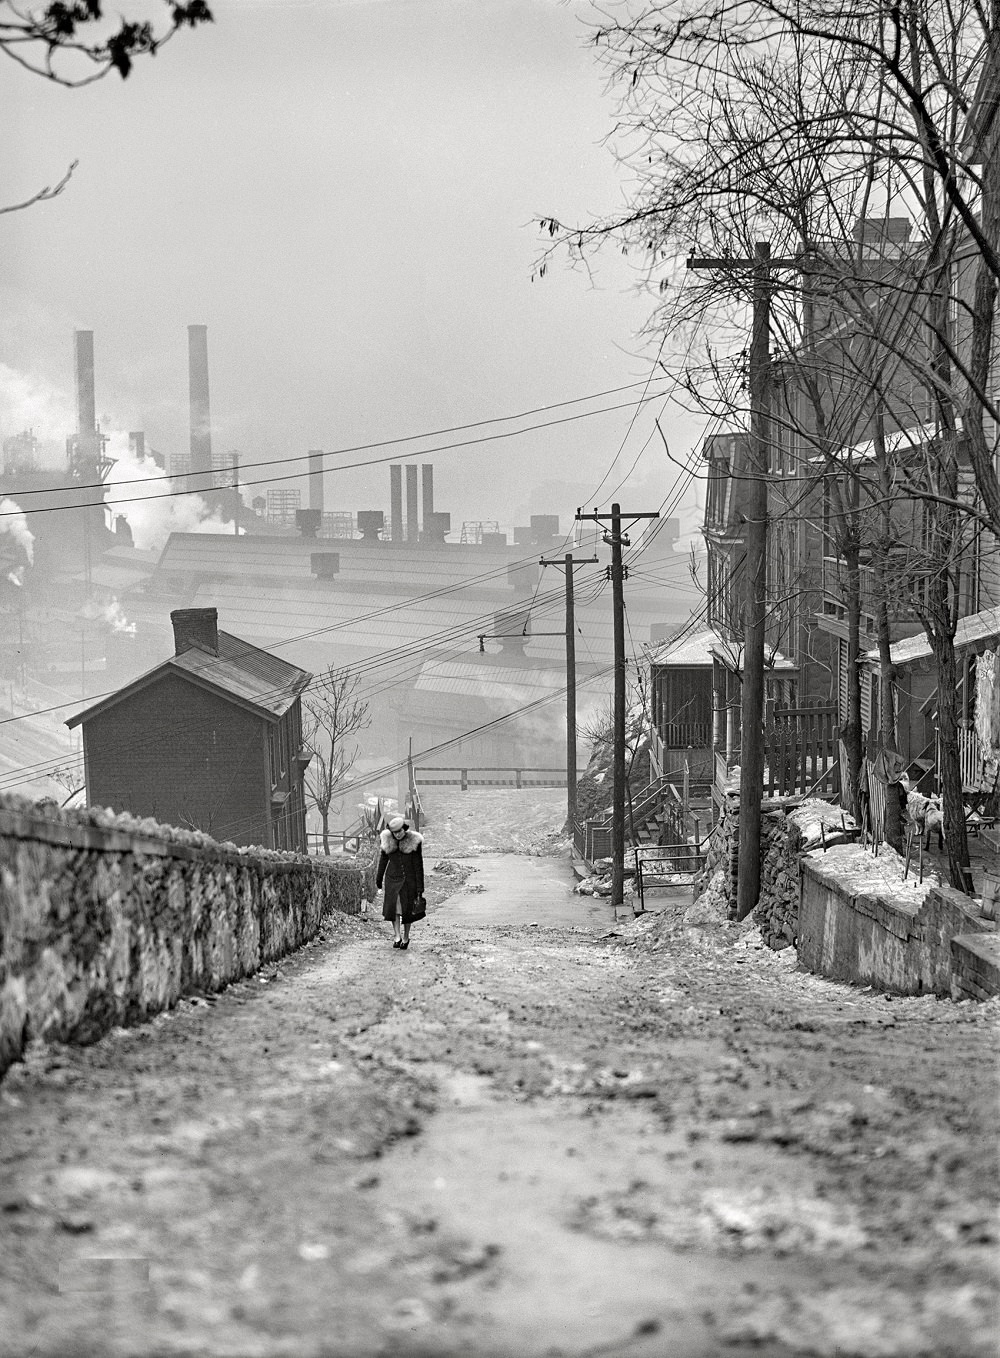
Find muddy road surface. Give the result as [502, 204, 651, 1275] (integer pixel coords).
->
[1, 842, 998, 1357]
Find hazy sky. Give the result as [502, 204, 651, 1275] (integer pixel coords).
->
[2, 0, 705, 540]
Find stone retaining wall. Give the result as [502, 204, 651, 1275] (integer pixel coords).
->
[0, 794, 369, 1077]
[799, 849, 993, 996]
[701, 791, 803, 947]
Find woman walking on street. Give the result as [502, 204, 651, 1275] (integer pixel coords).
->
[375, 815, 425, 949]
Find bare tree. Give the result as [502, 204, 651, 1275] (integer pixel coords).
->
[539, 0, 995, 887]
[303, 669, 371, 855]
[2, 1, 212, 216]
[0, 1, 212, 85]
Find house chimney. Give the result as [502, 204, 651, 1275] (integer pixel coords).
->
[421, 464, 434, 532]
[171, 607, 219, 656]
[390, 465, 403, 542]
[187, 324, 212, 492]
[406, 464, 419, 542]
[308, 450, 324, 514]
[74, 330, 97, 446]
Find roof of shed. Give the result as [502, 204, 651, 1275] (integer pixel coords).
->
[650, 627, 720, 668]
[66, 629, 311, 729]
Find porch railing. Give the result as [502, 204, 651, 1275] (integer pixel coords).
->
[957, 727, 984, 793]
[661, 721, 713, 749]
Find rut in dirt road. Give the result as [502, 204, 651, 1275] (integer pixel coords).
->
[1, 850, 998, 1358]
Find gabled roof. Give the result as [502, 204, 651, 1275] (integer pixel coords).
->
[66, 629, 311, 729]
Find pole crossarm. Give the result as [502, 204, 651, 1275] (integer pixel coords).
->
[688, 255, 799, 271]
[539, 556, 600, 567]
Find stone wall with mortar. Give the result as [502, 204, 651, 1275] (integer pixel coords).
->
[799, 851, 995, 997]
[0, 794, 369, 1077]
[699, 791, 804, 948]
[699, 791, 999, 996]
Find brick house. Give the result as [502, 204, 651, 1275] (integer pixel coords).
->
[67, 608, 312, 851]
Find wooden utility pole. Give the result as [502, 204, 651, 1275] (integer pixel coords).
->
[576, 504, 658, 908]
[231, 453, 240, 536]
[689, 241, 791, 920]
[540, 551, 599, 830]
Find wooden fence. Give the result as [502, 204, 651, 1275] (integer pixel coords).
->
[764, 706, 840, 797]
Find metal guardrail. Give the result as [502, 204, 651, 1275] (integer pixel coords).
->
[633, 842, 707, 912]
[414, 766, 567, 790]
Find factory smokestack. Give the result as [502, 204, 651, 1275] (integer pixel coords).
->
[308, 450, 324, 515]
[187, 325, 212, 493]
[421, 465, 433, 540]
[406, 464, 418, 543]
[74, 330, 96, 444]
[390, 465, 403, 542]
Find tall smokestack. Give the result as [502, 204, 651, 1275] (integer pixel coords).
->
[390, 465, 403, 542]
[421, 465, 434, 539]
[308, 450, 324, 515]
[406, 464, 419, 543]
[129, 431, 145, 460]
[74, 330, 96, 443]
[187, 324, 212, 492]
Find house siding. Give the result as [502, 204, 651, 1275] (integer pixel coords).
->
[83, 672, 270, 847]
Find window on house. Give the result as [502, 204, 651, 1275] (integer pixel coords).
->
[268, 727, 277, 786]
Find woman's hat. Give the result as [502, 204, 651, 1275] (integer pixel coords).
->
[387, 815, 406, 831]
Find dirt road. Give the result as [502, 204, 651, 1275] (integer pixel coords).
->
[1, 834, 998, 1357]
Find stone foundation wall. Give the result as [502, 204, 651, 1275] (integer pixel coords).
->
[700, 792, 804, 948]
[0, 794, 369, 1077]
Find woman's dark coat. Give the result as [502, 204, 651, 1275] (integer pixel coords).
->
[375, 827, 425, 922]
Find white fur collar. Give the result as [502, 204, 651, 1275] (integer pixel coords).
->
[380, 827, 423, 854]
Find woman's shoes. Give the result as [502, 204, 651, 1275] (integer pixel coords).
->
[392, 939, 402, 948]
[401, 938, 410, 950]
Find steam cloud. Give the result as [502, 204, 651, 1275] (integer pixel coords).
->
[0, 496, 35, 585]
[103, 431, 238, 553]
[0, 362, 75, 459]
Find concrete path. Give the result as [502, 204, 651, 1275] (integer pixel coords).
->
[432, 853, 616, 929]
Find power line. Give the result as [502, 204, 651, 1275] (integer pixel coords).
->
[1, 390, 676, 521]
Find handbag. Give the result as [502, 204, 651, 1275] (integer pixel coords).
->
[410, 893, 427, 922]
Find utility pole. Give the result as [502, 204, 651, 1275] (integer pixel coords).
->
[576, 504, 658, 908]
[231, 453, 240, 536]
[540, 551, 599, 830]
[689, 240, 793, 920]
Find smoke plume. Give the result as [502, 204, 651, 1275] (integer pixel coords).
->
[103, 431, 237, 552]
[0, 496, 35, 584]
